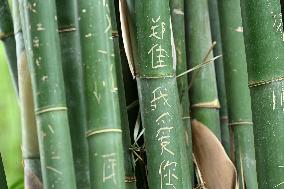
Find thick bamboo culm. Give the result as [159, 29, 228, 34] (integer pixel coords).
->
[13, 0, 42, 187]
[240, 0, 284, 187]
[170, 0, 194, 184]
[78, 0, 126, 188]
[109, 1, 137, 188]
[218, 0, 258, 188]
[208, 0, 230, 154]
[19, 0, 77, 188]
[184, 0, 221, 138]
[135, 0, 192, 188]
[55, 0, 90, 188]
[0, 0, 18, 93]
[0, 154, 7, 189]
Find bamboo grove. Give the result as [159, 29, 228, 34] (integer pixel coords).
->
[0, 0, 284, 188]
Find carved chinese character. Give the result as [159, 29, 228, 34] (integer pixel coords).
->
[159, 160, 178, 189]
[151, 87, 171, 110]
[102, 153, 117, 184]
[148, 44, 169, 68]
[156, 112, 172, 125]
[156, 127, 174, 156]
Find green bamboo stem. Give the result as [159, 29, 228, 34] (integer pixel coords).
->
[0, 154, 7, 189]
[218, 0, 258, 188]
[19, 0, 77, 188]
[13, 0, 42, 187]
[240, 0, 284, 188]
[208, 0, 230, 154]
[78, 0, 126, 188]
[0, 0, 18, 94]
[135, 1, 192, 188]
[55, 1, 90, 188]
[170, 0, 194, 184]
[109, 1, 137, 188]
[184, 0, 221, 138]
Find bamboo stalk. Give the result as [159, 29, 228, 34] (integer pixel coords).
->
[170, 0, 194, 184]
[55, 0, 90, 188]
[0, 0, 18, 94]
[184, 0, 221, 138]
[19, 0, 77, 188]
[218, 0, 259, 188]
[208, 0, 230, 154]
[13, 0, 42, 187]
[109, 1, 137, 188]
[78, 0, 126, 188]
[240, 0, 284, 187]
[0, 154, 7, 189]
[135, 1, 191, 188]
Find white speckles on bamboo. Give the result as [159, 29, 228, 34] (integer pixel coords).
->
[46, 166, 63, 175]
[37, 23, 45, 31]
[42, 75, 48, 81]
[104, 15, 111, 33]
[173, 9, 184, 15]
[235, 27, 243, 32]
[98, 50, 108, 54]
[273, 181, 284, 188]
[273, 90, 276, 110]
[48, 124, 55, 134]
[102, 81, 106, 87]
[85, 33, 92, 38]
[82, 9, 87, 13]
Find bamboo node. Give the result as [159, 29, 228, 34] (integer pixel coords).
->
[112, 30, 119, 38]
[0, 32, 14, 40]
[229, 121, 253, 127]
[86, 128, 122, 138]
[125, 176, 136, 183]
[138, 75, 175, 79]
[182, 116, 191, 120]
[191, 99, 220, 109]
[248, 76, 284, 88]
[58, 27, 76, 33]
[35, 106, 67, 115]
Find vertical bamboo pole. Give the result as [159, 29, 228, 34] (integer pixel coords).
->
[13, 0, 42, 187]
[218, 0, 258, 188]
[135, 0, 192, 188]
[109, 1, 137, 188]
[170, 0, 194, 184]
[20, 0, 77, 188]
[55, 0, 90, 188]
[78, 0, 126, 188]
[208, 0, 230, 154]
[184, 0, 221, 138]
[240, 0, 284, 187]
[0, 0, 18, 93]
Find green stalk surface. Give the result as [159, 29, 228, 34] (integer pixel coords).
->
[185, 0, 221, 138]
[20, 0, 77, 188]
[218, 0, 258, 188]
[56, 0, 90, 188]
[208, 0, 230, 154]
[78, 0, 126, 188]
[240, 0, 284, 188]
[13, 0, 42, 187]
[135, 1, 192, 188]
[170, 0, 194, 184]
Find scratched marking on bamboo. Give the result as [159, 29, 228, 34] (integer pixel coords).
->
[102, 153, 117, 184]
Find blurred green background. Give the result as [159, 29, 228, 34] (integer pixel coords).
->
[0, 43, 24, 188]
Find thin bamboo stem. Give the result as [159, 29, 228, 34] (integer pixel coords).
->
[19, 0, 77, 188]
[13, 0, 42, 187]
[208, 0, 230, 154]
[78, 0, 126, 188]
[56, 0, 90, 188]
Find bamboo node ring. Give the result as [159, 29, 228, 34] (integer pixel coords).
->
[35, 107, 67, 115]
[125, 176, 136, 183]
[58, 27, 76, 33]
[229, 121, 253, 127]
[249, 76, 284, 88]
[86, 128, 122, 138]
[112, 30, 119, 38]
